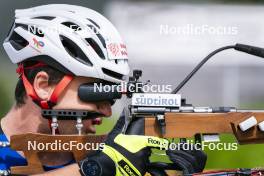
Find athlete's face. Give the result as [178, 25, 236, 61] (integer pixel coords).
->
[54, 77, 112, 134]
[34, 72, 112, 134]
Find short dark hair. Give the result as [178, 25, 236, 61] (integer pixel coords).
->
[15, 61, 64, 107]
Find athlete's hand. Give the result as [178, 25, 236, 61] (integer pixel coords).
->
[79, 112, 169, 176]
[166, 143, 207, 175]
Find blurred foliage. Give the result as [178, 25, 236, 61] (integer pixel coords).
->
[0, 77, 13, 117]
[240, 101, 264, 109]
[0, 72, 13, 118]
[205, 135, 264, 169]
[0, 60, 17, 118]
[95, 116, 116, 135]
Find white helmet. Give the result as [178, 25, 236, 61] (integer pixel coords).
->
[3, 4, 129, 83]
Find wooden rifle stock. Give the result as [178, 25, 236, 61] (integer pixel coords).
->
[9, 111, 264, 175]
[144, 112, 264, 144]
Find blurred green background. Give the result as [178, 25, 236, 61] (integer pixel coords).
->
[1, 0, 264, 170]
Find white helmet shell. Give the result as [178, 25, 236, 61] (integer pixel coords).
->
[3, 4, 129, 83]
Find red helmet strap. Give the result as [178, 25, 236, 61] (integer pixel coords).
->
[17, 64, 74, 133]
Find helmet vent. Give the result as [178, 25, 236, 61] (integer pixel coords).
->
[87, 25, 106, 48]
[62, 22, 81, 31]
[60, 35, 93, 66]
[32, 16, 55, 20]
[87, 18, 100, 29]
[102, 68, 123, 80]
[9, 31, 29, 50]
[16, 23, 28, 31]
[85, 38, 105, 59]
[96, 33, 106, 48]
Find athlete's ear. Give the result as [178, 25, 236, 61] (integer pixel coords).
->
[34, 71, 55, 100]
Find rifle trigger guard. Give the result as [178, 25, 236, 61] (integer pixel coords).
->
[156, 114, 166, 135]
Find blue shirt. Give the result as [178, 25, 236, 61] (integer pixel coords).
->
[0, 133, 74, 171]
[0, 134, 27, 170]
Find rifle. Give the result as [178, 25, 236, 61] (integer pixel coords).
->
[7, 44, 264, 176]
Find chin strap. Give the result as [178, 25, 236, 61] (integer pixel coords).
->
[16, 63, 74, 134]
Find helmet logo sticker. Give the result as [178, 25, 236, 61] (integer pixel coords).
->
[33, 38, 45, 48]
[120, 44, 128, 57]
[106, 42, 128, 60]
[108, 43, 120, 57]
[30, 38, 45, 53]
